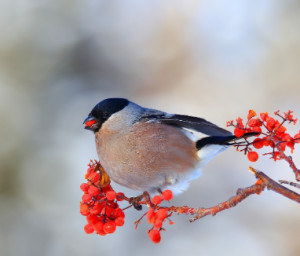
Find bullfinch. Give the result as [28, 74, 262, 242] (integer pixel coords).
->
[84, 98, 251, 194]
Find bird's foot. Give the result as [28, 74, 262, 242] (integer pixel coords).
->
[129, 194, 144, 211]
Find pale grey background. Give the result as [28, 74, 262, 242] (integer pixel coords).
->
[1, 1, 300, 256]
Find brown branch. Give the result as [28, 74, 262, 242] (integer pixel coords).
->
[180, 167, 300, 222]
[123, 167, 300, 225]
[250, 167, 300, 203]
[162, 167, 300, 222]
[176, 183, 264, 222]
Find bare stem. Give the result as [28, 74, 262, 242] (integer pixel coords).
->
[279, 180, 300, 189]
[274, 142, 300, 181]
[127, 167, 300, 224]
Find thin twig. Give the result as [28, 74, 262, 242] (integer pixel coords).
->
[276, 145, 300, 182]
[279, 180, 300, 189]
[188, 183, 264, 222]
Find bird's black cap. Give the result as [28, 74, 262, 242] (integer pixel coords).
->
[84, 98, 129, 132]
[91, 98, 129, 119]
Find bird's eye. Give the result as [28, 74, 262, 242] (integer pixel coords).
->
[102, 112, 109, 119]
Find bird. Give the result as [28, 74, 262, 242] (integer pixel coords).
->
[84, 98, 252, 195]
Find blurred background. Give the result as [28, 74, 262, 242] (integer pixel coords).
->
[1, 1, 300, 255]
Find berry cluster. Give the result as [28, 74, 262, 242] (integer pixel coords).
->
[146, 190, 174, 243]
[80, 161, 176, 243]
[80, 160, 125, 236]
[227, 110, 300, 162]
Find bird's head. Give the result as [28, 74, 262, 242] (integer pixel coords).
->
[84, 98, 129, 132]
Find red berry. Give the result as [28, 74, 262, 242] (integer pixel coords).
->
[86, 214, 99, 225]
[84, 223, 94, 234]
[80, 204, 90, 216]
[253, 138, 264, 149]
[251, 126, 262, 134]
[112, 208, 125, 218]
[101, 206, 114, 217]
[91, 203, 103, 215]
[80, 183, 90, 193]
[273, 151, 281, 161]
[247, 110, 257, 120]
[88, 186, 100, 197]
[94, 221, 104, 234]
[148, 229, 161, 243]
[247, 151, 259, 162]
[260, 112, 268, 121]
[103, 221, 116, 234]
[147, 208, 156, 224]
[115, 217, 125, 227]
[248, 118, 261, 127]
[263, 138, 271, 146]
[152, 195, 162, 205]
[275, 125, 287, 135]
[156, 208, 168, 220]
[266, 117, 276, 131]
[106, 191, 117, 201]
[234, 128, 245, 138]
[162, 190, 173, 201]
[89, 172, 100, 183]
[82, 194, 92, 203]
[153, 219, 163, 229]
[280, 133, 292, 141]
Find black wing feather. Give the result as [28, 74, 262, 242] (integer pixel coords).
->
[141, 112, 232, 136]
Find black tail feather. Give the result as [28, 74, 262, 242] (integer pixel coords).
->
[196, 132, 258, 150]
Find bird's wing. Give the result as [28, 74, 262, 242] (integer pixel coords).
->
[140, 111, 232, 136]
